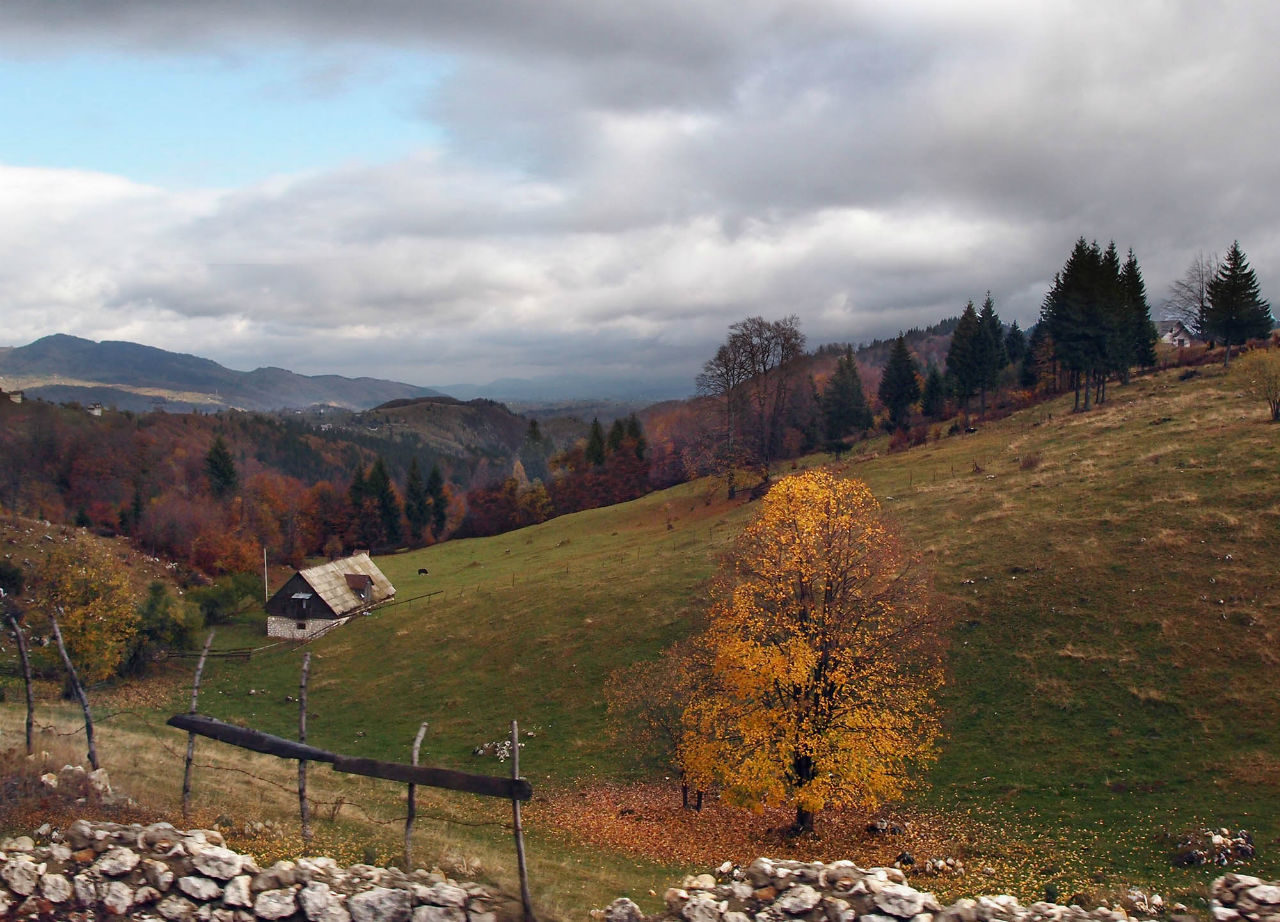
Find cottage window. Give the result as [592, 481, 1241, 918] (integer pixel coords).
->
[296, 621, 307, 630]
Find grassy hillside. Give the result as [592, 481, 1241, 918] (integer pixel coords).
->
[4, 361, 1278, 916]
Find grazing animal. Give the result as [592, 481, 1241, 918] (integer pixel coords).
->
[417, 568, 429, 575]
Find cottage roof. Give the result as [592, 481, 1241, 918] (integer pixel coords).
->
[294, 553, 395, 616]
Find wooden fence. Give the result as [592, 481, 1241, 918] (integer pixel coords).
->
[171, 708, 536, 921]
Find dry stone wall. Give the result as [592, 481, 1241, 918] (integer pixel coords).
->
[600, 858, 1280, 922]
[0, 820, 503, 922]
[4, 822, 1278, 922]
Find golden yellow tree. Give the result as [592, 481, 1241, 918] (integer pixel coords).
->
[32, 537, 141, 683]
[681, 469, 942, 834]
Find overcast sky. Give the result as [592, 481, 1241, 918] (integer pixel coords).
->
[2, 2, 1277, 394]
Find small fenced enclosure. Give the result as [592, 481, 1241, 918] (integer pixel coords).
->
[171, 646, 537, 922]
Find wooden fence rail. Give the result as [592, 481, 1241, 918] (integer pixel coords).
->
[166, 713, 533, 801]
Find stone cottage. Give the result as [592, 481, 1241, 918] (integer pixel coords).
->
[265, 552, 395, 640]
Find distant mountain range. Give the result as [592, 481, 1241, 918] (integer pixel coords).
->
[0, 334, 441, 412]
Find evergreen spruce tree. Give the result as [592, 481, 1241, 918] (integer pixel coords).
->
[1098, 242, 1127, 399]
[1205, 241, 1274, 365]
[1004, 321, 1027, 367]
[920, 363, 947, 419]
[821, 347, 873, 440]
[878, 335, 921, 431]
[404, 458, 430, 543]
[1042, 238, 1109, 410]
[426, 464, 448, 535]
[974, 293, 1007, 415]
[607, 418, 627, 454]
[1022, 323, 1047, 389]
[585, 417, 607, 466]
[1120, 248, 1157, 379]
[946, 301, 981, 416]
[366, 457, 402, 547]
[624, 413, 647, 459]
[204, 436, 238, 500]
[348, 464, 368, 512]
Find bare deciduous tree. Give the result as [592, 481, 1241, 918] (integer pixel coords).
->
[1164, 251, 1219, 337]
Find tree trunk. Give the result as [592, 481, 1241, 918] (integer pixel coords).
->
[789, 754, 816, 835]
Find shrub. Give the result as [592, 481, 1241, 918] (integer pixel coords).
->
[1232, 348, 1280, 421]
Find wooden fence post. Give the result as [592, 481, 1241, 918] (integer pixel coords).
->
[405, 721, 428, 869]
[182, 631, 216, 820]
[299, 652, 312, 848]
[3, 608, 35, 756]
[49, 608, 98, 771]
[510, 720, 534, 922]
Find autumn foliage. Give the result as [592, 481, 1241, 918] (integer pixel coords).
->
[28, 537, 142, 683]
[681, 470, 942, 834]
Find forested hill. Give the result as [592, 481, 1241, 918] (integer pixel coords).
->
[0, 334, 440, 412]
[816, 316, 961, 370]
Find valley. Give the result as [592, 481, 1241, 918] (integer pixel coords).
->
[3, 361, 1278, 918]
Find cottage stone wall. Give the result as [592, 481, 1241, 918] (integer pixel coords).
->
[265, 616, 349, 641]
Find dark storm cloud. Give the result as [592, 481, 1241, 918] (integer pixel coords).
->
[2, 2, 1279, 386]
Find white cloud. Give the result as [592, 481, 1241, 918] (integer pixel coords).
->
[1, 2, 1279, 390]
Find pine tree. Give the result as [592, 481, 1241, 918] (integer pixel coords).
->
[366, 458, 402, 547]
[974, 293, 1007, 415]
[404, 458, 430, 543]
[1021, 323, 1047, 389]
[585, 417, 607, 466]
[607, 418, 627, 454]
[1097, 242, 1127, 400]
[920, 363, 947, 419]
[946, 301, 981, 415]
[624, 413, 647, 459]
[348, 465, 368, 514]
[205, 436, 238, 500]
[426, 464, 447, 535]
[1004, 321, 1027, 367]
[1119, 248, 1157, 379]
[877, 335, 921, 431]
[821, 347, 872, 440]
[1205, 241, 1274, 365]
[1042, 238, 1110, 410]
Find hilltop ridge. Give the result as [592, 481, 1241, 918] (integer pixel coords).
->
[0, 334, 441, 412]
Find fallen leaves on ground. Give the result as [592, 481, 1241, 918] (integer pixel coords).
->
[528, 782, 1212, 907]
